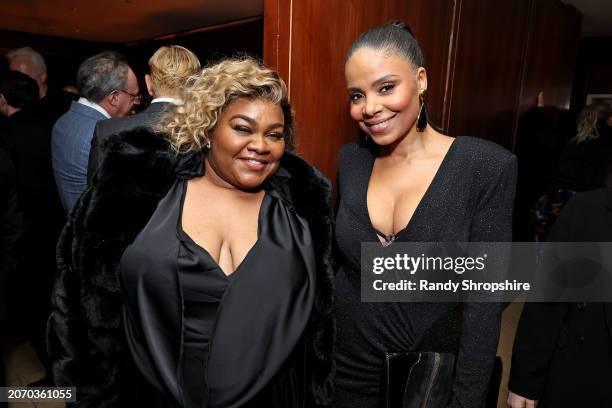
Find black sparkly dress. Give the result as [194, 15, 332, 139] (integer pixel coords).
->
[119, 154, 316, 408]
[334, 137, 517, 408]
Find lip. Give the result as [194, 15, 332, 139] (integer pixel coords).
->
[364, 114, 396, 133]
[238, 157, 269, 171]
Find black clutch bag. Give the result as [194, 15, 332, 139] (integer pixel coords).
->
[382, 351, 455, 408]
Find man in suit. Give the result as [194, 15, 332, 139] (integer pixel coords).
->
[6, 46, 73, 126]
[507, 186, 612, 407]
[52, 51, 139, 213]
[87, 45, 200, 183]
[0, 71, 62, 227]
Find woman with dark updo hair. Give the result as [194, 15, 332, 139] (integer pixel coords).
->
[334, 22, 516, 408]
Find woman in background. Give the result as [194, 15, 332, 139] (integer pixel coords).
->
[556, 102, 612, 192]
[333, 22, 516, 408]
[531, 102, 612, 240]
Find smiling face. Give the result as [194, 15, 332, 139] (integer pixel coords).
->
[345, 47, 427, 146]
[206, 98, 286, 191]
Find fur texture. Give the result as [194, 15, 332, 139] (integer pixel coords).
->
[47, 127, 335, 407]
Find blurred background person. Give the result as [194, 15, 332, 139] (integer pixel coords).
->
[88, 45, 200, 183]
[62, 84, 80, 99]
[6, 46, 73, 126]
[556, 102, 612, 192]
[513, 104, 574, 241]
[0, 147, 27, 407]
[0, 70, 64, 376]
[52, 51, 139, 213]
[508, 176, 612, 407]
[530, 102, 612, 241]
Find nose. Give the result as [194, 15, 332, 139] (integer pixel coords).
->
[247, 133, 270, 154]
[363, 95, 382, 118]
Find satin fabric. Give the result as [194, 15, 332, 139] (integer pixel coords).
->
[119, 153, 316, 408]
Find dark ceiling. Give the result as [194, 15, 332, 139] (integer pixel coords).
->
[0, 0, 610, 44]
[0, 0, 263, 43]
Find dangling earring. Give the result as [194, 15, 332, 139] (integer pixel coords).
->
[416, 91, 428, 132]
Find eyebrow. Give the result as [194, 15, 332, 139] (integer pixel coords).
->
[372, 74, 399, 87]
[230, 114, 284, 130]
[347, 74, 400, 93]
[230, 114, 256, 123]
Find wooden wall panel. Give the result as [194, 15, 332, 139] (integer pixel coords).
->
[264, 0, 582, 174]
[263, 0, 291, 81]
[446, 0, 532, 150]
[125, 18, 263, 77]
[264, 0, 456, 179]
[447, 0, 580, 150]
[519, 0, 582, 115]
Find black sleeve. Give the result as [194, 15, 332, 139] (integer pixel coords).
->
[507, 196, 578, 400]
[451, 154, 517, 408]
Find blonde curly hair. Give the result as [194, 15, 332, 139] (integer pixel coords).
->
[160, 57, 293, 154]
[572, 102, 612, 144]
[148, 45, 201, 96]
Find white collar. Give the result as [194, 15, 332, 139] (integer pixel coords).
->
[77, 97, 111, 119]
[151, 97, 183, 105]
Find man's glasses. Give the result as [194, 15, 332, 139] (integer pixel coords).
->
[116, 89, 141, 103]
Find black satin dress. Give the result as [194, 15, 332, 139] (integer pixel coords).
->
[119, 154, 316, 408]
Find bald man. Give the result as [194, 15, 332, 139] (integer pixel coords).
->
[6, 47, 73, 125]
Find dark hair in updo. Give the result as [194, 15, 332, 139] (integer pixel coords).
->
[346, 21, 425, 68]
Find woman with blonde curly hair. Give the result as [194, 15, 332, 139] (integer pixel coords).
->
[572, 102, 612, 144]
[556, 102, 612, 191]
[48, 57, 334, 408]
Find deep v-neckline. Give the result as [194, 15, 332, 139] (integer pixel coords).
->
[177, 179, 267, 278]
[364, 137, 459, 245]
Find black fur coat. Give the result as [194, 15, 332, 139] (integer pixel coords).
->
[47, 127, 335, 407]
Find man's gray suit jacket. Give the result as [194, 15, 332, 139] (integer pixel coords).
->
[52, 101, 107, 213]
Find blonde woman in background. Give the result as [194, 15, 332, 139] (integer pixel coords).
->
[556, 102, 612, 192]
[48, 57, 334, 407]
[87, 45, 201, 182]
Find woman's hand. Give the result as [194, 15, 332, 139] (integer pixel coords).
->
[507, 391, 536, 407]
